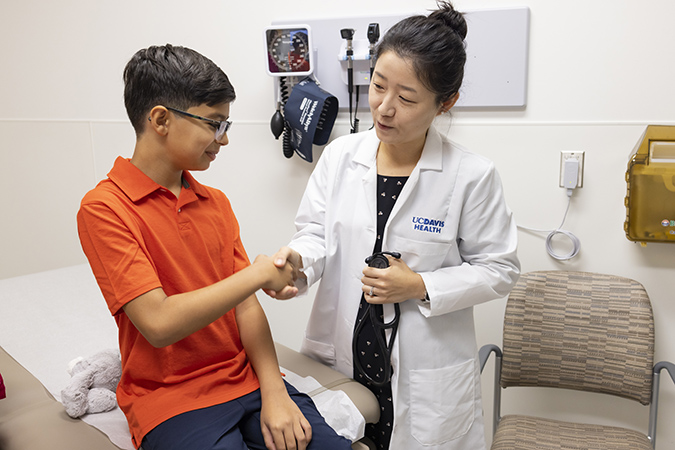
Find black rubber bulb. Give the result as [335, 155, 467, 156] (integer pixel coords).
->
[270, 107, 284, 140]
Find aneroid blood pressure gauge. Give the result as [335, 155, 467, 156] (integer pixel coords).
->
[265, 25, 313, 76]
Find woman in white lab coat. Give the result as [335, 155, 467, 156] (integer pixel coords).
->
[269, 2, 520, 449]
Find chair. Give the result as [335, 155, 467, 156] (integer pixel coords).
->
[480, 271, 675, 450]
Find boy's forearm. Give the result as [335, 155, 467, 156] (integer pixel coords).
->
[125, 263, 273, 348]
[236, 296, 313, 449]
[236, 297, 286, 395]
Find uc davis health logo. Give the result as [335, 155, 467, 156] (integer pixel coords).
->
[412, 216, 444, 234]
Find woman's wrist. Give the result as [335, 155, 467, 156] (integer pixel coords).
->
[415, 273, 428, 301]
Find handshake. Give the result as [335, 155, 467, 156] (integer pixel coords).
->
[255, 247, 422, 306]
[254, 246, 304, 300]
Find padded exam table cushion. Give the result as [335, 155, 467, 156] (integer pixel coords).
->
[0, 265, 378, 449]
[0, 346, 120, 450]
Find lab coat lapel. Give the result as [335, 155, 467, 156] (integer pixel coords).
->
[353, 134, 379, 223]
[384, 126, 444, 232]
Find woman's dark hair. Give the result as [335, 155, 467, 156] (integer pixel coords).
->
[375, 1, 467, 104]
[123, 44, 236, 135]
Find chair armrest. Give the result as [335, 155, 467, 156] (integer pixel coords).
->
[479, 344, 504, 436]
[654, 361, 675, 384]
[479, 344, 502, 374]
[648, 361, 675, 447]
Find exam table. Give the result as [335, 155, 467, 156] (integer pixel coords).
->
[0, 265, 378, 450]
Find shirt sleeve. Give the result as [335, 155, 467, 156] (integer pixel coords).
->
[231, 216, 251, 274]
[419, 163, 520, 317]
[77, 201, 162, 316]
[287, 143, 336, 292]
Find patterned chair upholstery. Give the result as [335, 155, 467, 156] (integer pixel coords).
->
[480, 271, 675, 450]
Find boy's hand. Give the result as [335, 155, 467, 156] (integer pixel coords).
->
[253, 254, 295, 293]
[263, 247, 304, 300]
[260, 390, 312, 450]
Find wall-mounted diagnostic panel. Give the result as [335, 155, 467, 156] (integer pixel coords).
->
[271, 7, 530, 109]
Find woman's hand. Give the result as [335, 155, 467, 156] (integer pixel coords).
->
[361, 255, 426, 304]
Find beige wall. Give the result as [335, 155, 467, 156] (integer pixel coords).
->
[2, 0, 674, 446]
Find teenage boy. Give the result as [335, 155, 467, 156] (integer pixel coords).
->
[77, 44, 351, 450]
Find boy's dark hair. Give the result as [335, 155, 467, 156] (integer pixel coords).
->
[375, 1, 467, 105]
[123, 44, 236, 135]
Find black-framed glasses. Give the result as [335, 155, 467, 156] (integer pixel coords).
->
[166, 107, 232, 141]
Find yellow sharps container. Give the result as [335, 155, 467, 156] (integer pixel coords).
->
[625, 125, 675, 244]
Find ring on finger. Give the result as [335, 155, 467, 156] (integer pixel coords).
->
[369, 286, 374, 296]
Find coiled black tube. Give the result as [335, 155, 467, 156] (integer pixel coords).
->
[279, 77, 294, 158]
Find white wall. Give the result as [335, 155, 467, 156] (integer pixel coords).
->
[2, 0, 674, 446]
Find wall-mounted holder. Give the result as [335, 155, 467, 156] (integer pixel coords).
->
[624, 125, 675, 245]
[272, 7, 530, 111]
[338, 39, 374, 87]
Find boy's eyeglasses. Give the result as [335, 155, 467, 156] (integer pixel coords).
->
[166, 107, 232, 141]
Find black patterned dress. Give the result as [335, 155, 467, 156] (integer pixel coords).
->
[353, 174, 408, 450]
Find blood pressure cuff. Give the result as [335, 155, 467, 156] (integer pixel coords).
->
[285, 78, 338, 162]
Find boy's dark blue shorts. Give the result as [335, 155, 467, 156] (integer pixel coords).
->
[141, 380, 352, 450]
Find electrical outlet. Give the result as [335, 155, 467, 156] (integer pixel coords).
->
[559, 151, 584, 188]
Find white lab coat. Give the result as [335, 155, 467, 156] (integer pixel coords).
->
[289, 124, 520, 449]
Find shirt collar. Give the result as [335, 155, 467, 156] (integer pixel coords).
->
[417, 124, 443, 171]
[107, 157, 210, 202]
[353, 125, 444, 171]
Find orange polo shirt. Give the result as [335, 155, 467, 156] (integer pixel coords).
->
[77, 157, 259, 448]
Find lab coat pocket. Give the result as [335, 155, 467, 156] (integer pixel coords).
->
[300, 336, 337, 368]
[409, 359, 475, 445]
[387, 236, 452, 273]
